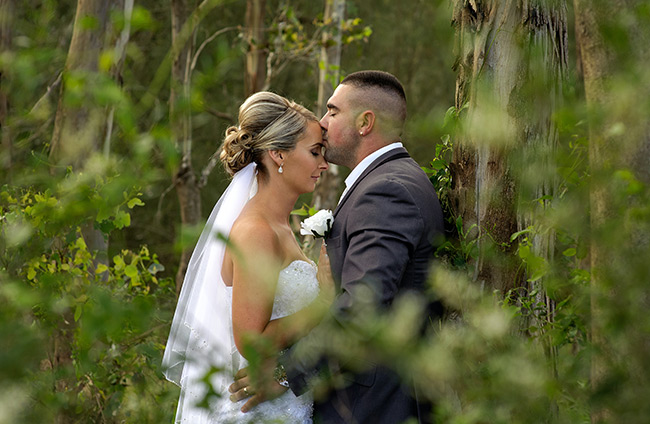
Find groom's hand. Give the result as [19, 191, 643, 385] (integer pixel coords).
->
[229, 366, 288, 413]
[317, 243, 335, 303]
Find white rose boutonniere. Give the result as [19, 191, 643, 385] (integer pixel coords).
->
[300, 209, 333, 238]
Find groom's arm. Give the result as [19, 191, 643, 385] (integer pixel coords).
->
[278, 326, 329, 396]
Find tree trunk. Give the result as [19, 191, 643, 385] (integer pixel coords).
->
[170, 0, 243, 293]
[244, 0, 266, 97]
[50, 0, 118, 166]
[301, 0, 345, 256]
[450, 0, 567, 294]
[573, 1, 650, 422]
[47, 2, 123, 420]
[0, 0, 12, 177]
[316, 0, 344, 119]
[515, 2, 568, 370]
[103, 0, 133, 157]
[171, 0, 202, 295]
[312, 0, 345, 213]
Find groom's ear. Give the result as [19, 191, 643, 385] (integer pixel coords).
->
[356, 110, 375, 135]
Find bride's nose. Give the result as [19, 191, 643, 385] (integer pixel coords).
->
[319, 157, 329, 171]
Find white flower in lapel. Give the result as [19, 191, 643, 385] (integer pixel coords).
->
[300, 209, 333, 238]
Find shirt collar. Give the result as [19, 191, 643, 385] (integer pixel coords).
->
[344, 142, 404, 190]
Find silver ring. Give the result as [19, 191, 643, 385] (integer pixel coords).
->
[243, 387, 249, 396]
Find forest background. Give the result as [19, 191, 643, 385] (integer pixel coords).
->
[1, 0, 649, 423]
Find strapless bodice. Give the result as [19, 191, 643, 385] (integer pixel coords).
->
[271, 259, 320, 320]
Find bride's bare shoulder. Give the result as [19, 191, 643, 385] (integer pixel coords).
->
[229, 211, 281, 253]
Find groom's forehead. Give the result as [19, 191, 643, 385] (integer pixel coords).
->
[329, 84, 357, 106]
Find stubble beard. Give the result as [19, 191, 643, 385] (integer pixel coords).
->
[324, 135, 360, 169]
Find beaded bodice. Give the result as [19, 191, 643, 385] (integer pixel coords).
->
[271, 259, 320, 319]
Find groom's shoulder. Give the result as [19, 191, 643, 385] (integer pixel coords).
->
[371, 153, 429, 184]
[364, 155, 436, 201]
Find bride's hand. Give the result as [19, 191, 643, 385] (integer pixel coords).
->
[317, 242, 335, 303]
[229, 365, 288, 413]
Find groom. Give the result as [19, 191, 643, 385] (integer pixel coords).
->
[231, 70, 444, 423]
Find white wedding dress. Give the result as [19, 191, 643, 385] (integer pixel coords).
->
[212, 259, 318, 423]
[163, 163, 319, 424]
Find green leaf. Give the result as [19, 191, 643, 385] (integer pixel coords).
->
[96, 263, 109, 274]
[131, 6, 154, 31]
[114, 210, 131, 229]
[124, 264, 138, 279]
[510, 227, 533, 242]
[113, 255, 125, 271]
[74, 304, 83, 322]
[290, 208, 309, 216]
[518, 244, 531, 260]
[75, 237, 87, 250]
[429, 158, 446, 171]
[127, 198, 145, 209]
[562, 248, 577, 257]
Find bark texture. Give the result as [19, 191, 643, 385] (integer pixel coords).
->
[50, 0, 119, 166]
[46, 2, 124, 420]
[450, 0, 568, 295]
[244, 0, 266, 97]
[0, 0, 12, 175]
[311, 0, 345, 218]
[171, 0, 202, 295]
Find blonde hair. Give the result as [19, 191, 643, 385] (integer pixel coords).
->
[220, 92, 318, 176]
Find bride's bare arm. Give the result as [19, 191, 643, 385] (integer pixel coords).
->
[260, 243, 335, 349]
[230, 218, 284, 359]
[229, 244, 334, 409]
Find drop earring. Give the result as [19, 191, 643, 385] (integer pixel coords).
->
[278, 163, 284, 174]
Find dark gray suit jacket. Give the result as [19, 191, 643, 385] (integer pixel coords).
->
[284, 147, 444, 424]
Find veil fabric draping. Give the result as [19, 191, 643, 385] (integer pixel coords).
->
[162, 163, 258, 423]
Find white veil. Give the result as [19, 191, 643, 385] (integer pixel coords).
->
[162, 162, 257, 422]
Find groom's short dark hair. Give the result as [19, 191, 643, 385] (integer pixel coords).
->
[340, 70, 406, 103]
[341, 70, 407, 129]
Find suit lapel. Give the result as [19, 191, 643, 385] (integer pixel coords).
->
[333, 147, 410, 217]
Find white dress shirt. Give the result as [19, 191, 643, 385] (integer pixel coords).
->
[338, 142, 404, 204]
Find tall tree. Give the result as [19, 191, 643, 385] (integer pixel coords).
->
[573, 1, 650, 421]
[49, 0, 132, 257]
[0, 0, 12, 176]
[46, 1, 128, 421]
[311, 0, 345, 214]
[169, 0, 240, 293]
[49, 0, 120, 167]
[244, 0, 266, 97]
[450, 0, 568, 294]
[171, 0, 202, 294]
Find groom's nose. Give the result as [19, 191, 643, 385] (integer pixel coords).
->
[319, 115, 329, 130]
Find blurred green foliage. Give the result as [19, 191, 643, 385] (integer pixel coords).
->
[1, 0, 649, 423]
[0, 169, 178, 422]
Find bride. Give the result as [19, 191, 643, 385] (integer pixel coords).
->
[162, 91, 333, 423]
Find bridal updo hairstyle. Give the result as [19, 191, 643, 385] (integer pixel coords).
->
[220, 91, 318, 177]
